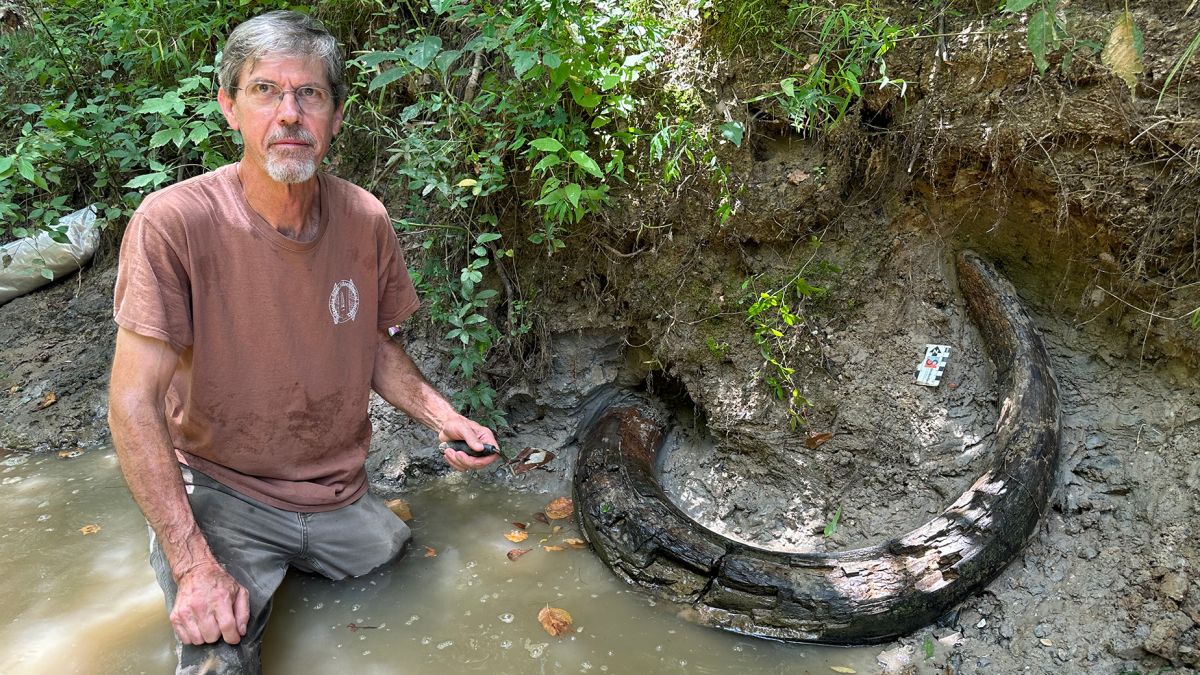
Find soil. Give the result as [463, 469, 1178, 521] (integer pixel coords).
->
[2, 2, 1199, 673]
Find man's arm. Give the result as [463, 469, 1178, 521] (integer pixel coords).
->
[107, 327, 249, 645]
[371, 332, 498, 471]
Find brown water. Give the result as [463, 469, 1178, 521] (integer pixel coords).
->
[0, 448, 882, 674]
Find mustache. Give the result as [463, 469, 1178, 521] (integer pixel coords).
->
[267, 128, 317, 146]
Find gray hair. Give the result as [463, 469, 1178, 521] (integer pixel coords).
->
[218, 10, 346, 106]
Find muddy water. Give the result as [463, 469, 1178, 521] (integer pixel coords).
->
[1, 448, 881, 674]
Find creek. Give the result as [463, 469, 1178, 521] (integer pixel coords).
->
[0, 446, 884, 674]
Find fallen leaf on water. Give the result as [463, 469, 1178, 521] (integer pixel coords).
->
[831, 667, 856, 674]
[544, 497, 573, 520]
[57, 448, 83, 459]
[533, 512, 550, 525]
[507, 548, 532, 561]
[79, 524, 101, 535]
[511, 521, 527, 530]
[347, 623, 359, 633]
[551, 525, 562, 535]
[564, 538, 587, 549]
[385, 498, 413, 521]
[424, 546, 437, 557]
[537, 606, 573, 636]
[543, 545, 564, 552]
[805, 431, 834, 449]
[504, 530, 529, 543]
[36, 392, 57, 410]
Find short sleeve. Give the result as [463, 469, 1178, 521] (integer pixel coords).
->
[376, 222, 420, 331]
[113, 208, 194, 352]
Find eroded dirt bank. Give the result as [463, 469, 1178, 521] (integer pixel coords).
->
[2, 2, 1199, 673]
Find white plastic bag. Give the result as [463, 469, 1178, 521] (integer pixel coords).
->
[0, 206, 99, 305]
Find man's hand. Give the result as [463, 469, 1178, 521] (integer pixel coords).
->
[438, 414, 500, 472]
[170, 563, 250, 645]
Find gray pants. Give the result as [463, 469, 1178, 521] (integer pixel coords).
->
[150, 466, 411, 675]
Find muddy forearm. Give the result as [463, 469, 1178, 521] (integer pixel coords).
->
[109, 397, 217, 579]
[370, 334, 459, 434]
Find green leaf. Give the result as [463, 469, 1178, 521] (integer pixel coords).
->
[405, 36, 443, 69]
[18, 104, 40, 115]
[600, 73, 621, 91]
[542, 52, 562, 69]
[923, 636, 935, 659]
[1003, 0, 1038, 11]
[137, 97, 179, 115]
[532, 154, 562, 174]
[530, 137, 564, 152]
[563, 182, 582, 208]
[569, 82, 602, 109]
[823, 505, 842, 537]
[569, 150, 604, 179]
[510, 50, 539, 78]
[780, 77, 796, 98]
[186, 125, 211, 146]
[430, 0, 455, 16]
[435, 49, 462, 74]
[149, 128, 177, 149]
[125, 172, 167, 188]
[1027, 9, 1054, 74]
[476, 232, 502, 244]
[534, 188, 566, 206]
[0, 156, 13, 176]
[17, 158, 35, 184]
[369, 66, 411, 92]
[12, 227, 29, 238]
[719, 121, 745, 147]
[41, 268, 55, 281]
[357, 50, 404, 68]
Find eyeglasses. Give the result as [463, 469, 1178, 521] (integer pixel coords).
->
[232, 81, 335, 113]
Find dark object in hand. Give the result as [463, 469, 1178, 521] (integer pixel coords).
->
[443, 440, 500, 458]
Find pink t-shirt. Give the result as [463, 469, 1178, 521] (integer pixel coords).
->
[113, 164, 419, 511]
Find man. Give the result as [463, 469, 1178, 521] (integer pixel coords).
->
[107, 10, 497, 673]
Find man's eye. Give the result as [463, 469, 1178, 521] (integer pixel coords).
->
[249, 83, 275, 95]
[298, 87, 326, 101]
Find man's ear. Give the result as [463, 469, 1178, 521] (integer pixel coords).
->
[332, 100, 345, 137]
[217, 87, 241, 132]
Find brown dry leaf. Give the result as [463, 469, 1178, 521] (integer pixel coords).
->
[564, 538, 587, 549]
[8, 385, 18, 394]
[537, 606, 573, 636]
[57, 448, 83, 459]
[786, 168, 810, 185]
[504, 530, 529, 543]
[544, 497, 574, 520]
[506, 548, 532, 561]
[830, 668, 857, 674]
[79, 524, 101, 535]
[509, 447, 556, 474]
[551, 525, 562, 535]
[543, 545, 564, 552]
[511, 521, 527, 530]
[36, 392, 57, 410]
[1102, 12, 1143, 94]
[533, 512, 550, 525]
[384, 498, 413, 521]
[805, 431, 834, 449]
[424, 546, 437, 557]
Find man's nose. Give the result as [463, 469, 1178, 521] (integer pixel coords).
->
[274, 90, 303, 124]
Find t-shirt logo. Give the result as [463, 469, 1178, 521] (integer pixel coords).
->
[328, 279, 360, 325]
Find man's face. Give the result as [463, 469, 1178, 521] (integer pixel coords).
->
[217, 54, 344, 184]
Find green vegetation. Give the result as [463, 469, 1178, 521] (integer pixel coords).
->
[742, 249, 837, 429]
[0, 1, 295, 245]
